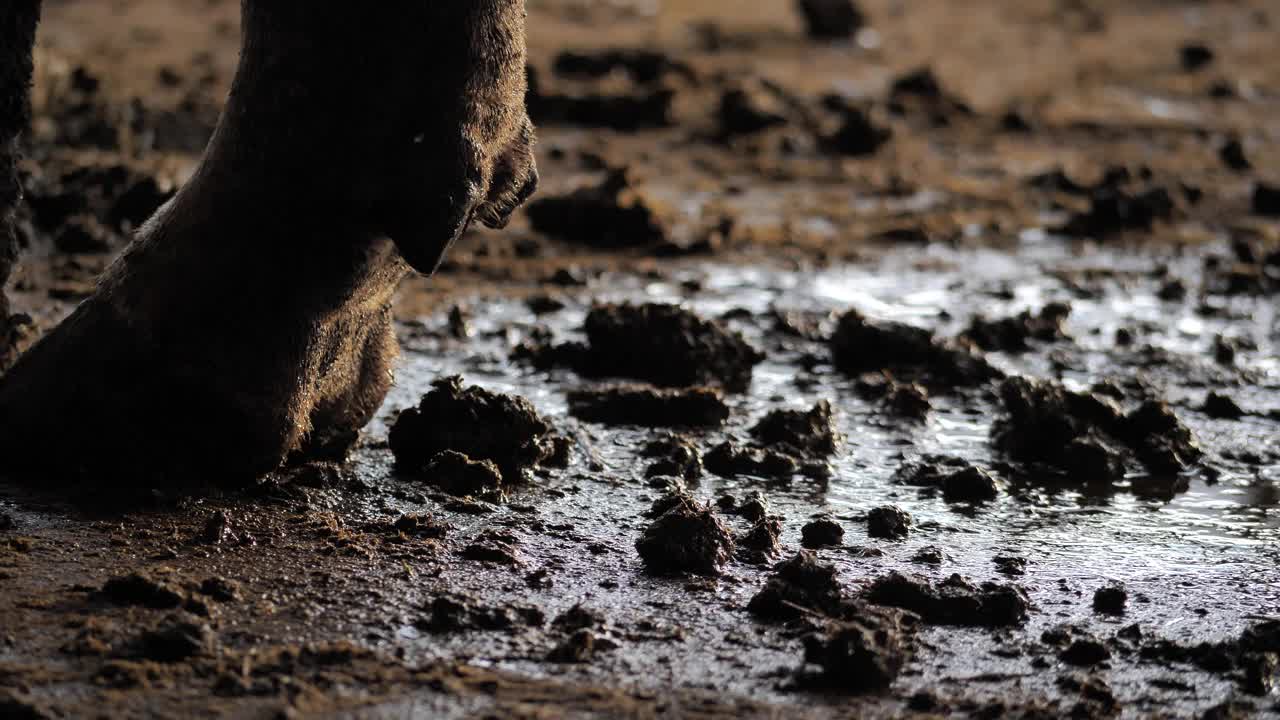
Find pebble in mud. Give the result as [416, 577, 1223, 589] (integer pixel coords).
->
[748, 551, 845, 621]
[635, 496, 735, 576]
[389, 376, 557, 486]
[867, 506, 911, 540]
[865, 572, 1029, 627]
[568, 384, 730, 428]
[801, 517, 845, 548]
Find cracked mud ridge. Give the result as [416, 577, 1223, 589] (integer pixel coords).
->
[3, 0, 1280, 717]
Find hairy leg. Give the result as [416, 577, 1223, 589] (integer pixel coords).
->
[0, 1, 537, 487]
[0, 1, 40, 372]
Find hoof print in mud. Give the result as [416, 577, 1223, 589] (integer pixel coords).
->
[636, 496, 735, 576]
[389, 376, 559, 488]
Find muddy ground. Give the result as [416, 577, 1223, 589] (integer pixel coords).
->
[3, 0, 1280, 717]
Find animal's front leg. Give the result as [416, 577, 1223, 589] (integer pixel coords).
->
[378, 0, 539, 273]
[0, 0, 42, 371]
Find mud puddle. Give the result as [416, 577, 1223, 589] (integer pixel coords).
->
[294, 235, 1280, 715]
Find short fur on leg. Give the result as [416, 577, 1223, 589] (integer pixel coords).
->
[0, 0, 536, 486]
[0, 1, 41, 372]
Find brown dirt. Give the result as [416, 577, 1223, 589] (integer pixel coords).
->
[3, 0, 1280, 717]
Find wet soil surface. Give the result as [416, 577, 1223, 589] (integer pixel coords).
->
[3, 0, 1280, 717]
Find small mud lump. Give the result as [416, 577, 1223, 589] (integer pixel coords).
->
[526, 169, 667, 248]
[1093, 584, 1127, 615]
[749, 401, 840, 458]
[866, 571, 1029, 627]
[579, 303, 763, 391]
[802, 612, 912, 692]
[831, 310, 999, 389]
[422, 451, 504, 499]
[941, 466, 999, 503]
[748, 551, 845, 621]
[389, 376, 555, 485]
[796, 0, 865, 39]
[636, 497, 735, 576]
[568, 384, 730, 427]
[801, 517, 845, 548]
[867, 506, 911, 540]
[993, 376, 1201, 482]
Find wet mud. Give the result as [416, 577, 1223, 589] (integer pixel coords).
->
[2, 0, 1280, 717]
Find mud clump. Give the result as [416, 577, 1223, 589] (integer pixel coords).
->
[831, 310, 1000, 390]
[993, 376, 1201, 483]
[822, 104, 892, 157]
[557, 303, 763, 391]
[800, 611, 913, 692]
[865, 571, 1029, 627]
[1202, 392, 1245, 420]
[134, 617, 216, 663]
[642, 434, 703, 481]
[1057, 186, 1175, 237]
[389, 376, 557, 486]
[1253, 182, 1280, 217]
[704, 441, 800, 480]
[525, 169, 668, 249]
[887, 67, 974, 125]
[418, 593, 545, 634]
[738, 517, 783, 563]
[421, 451, 504, 500]
[527, 73, 674, 132]
[749, 401, 840, 458]
[636, 497, 735, 576]
[748, 551, 845, 621]
[801, 517, 845, 548]
[1093, 584, 1127, 615]
[99, 574, 184, 610]
[940, 466, 1000, 503]
[1060, 638, 1112, 667]
[552, 49, 694, 85]
[796, 0, 865, 39]
[962, 303, 1071, 354]
[568, 384, 729, 427]
[867, 506, 911, 540]
[717, 84, 789, 139]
